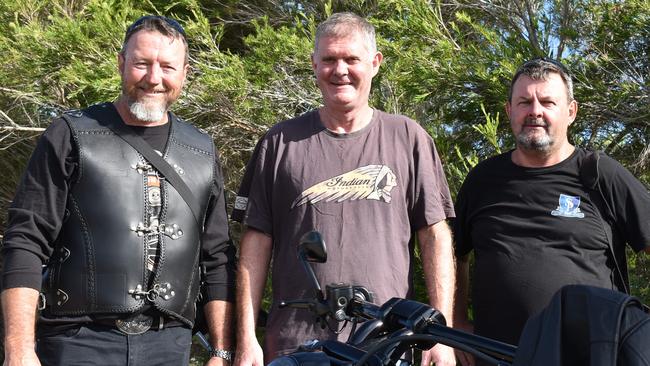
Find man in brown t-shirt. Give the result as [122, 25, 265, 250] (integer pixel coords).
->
[232, 12, 457, 366]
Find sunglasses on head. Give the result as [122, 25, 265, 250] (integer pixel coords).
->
[126, 15, 186, 38]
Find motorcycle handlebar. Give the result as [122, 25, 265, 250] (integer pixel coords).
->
[346, 297, 515, 364]
[284, 292, 515, 363]
[276, 231, 516, 366]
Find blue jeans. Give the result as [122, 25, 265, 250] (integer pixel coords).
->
[36, 324, 192, 366]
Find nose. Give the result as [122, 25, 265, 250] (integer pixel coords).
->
[528, 100, 543, 118]
[145, 64, 163, 85]
[334, 60, 348, 77]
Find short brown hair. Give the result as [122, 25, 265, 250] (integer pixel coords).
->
[121, 15, 188, 64]
[509, 58, 574, 102]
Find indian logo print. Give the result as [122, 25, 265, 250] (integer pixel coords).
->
[551, 194, 585, 218]
[291, 165, 397, 209]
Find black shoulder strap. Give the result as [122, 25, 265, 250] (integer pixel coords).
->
[110, 121, 202, 228]
[579, 149, 629, 294]
[579, 149, 600, 190]
[62, 109, 202, 228]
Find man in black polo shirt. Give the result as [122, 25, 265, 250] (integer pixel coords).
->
[453, 58, 650, 365]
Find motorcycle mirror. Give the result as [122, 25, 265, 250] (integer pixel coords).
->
[297, 231, 327, 296]
[298, 231, 327, 263]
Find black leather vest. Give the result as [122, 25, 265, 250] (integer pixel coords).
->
[44, 103, 214, 326]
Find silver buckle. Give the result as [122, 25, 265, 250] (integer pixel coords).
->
[115, 314, 153, 335]
[38, 293, 46, 311]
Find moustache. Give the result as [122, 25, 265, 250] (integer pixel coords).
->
[524, 118, 548, 127]
[139, 88, 168, 94]
[134, 81, 168, 93]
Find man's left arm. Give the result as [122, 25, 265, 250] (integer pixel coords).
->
[204, 300, 234, 366]
[201, 155, 237, 365]
[418, 220, 456, 366]
[598, 155, 650, 254]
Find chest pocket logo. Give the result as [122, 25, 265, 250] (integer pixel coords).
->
[551, 194, 585, 218]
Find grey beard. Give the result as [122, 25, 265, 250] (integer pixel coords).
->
[516, 130, 553, 152]
[128, 100, 166, 122]
[515, 117, 554, 152]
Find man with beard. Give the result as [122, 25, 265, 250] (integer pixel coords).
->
[452, 58, 650, 365]
[1, 16, 235, 366]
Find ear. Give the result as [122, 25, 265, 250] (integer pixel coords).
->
[179, 63, 190, 88]
[568, 100, 578, 125]
[505, 101, 512, 119]
[371, 51, 383, 76]
[183, 63, 190, 80]
[311, 53, 317, 73]
[118, 53, 125, 75]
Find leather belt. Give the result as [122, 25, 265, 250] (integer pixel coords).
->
[96, 313, 184, 335]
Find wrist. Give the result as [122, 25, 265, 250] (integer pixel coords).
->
[4, 337, 36, 354]
[237, 326, 257, 343]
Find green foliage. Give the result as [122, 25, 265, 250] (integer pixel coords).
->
[0, 1, 649, 361]
[570, 0, 650, 183]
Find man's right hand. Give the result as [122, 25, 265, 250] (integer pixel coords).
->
[3, 350, 42, 366]
[235, 229, 272, 366]
[233, 339, 264, 366]
[2, 288, 41, 366]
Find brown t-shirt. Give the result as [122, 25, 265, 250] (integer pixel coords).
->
[233, 109, 454, 358]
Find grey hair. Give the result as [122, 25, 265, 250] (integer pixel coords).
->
[314, 12, 377, 53]
[509, 58, 574, 102]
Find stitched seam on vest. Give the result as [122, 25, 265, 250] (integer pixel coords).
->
[63, 117, 84, 184]
[78, 130, 113, 135]
[169, 137, 212, 156]
[69, 195, 97, 309]
[182, 250, 201, 313]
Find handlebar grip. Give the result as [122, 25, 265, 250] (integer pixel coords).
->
[348, 298, 382, 319]
[422, 322, 516, 362]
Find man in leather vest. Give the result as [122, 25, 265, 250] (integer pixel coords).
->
[1, 16, 235, 366]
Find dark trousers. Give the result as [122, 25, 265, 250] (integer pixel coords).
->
[36, 324, 192, 366]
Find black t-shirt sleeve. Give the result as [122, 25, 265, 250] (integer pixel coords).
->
[598, 155, 650, 252]
[2, 118, 76, 290]
[200, 151, 236, 302]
